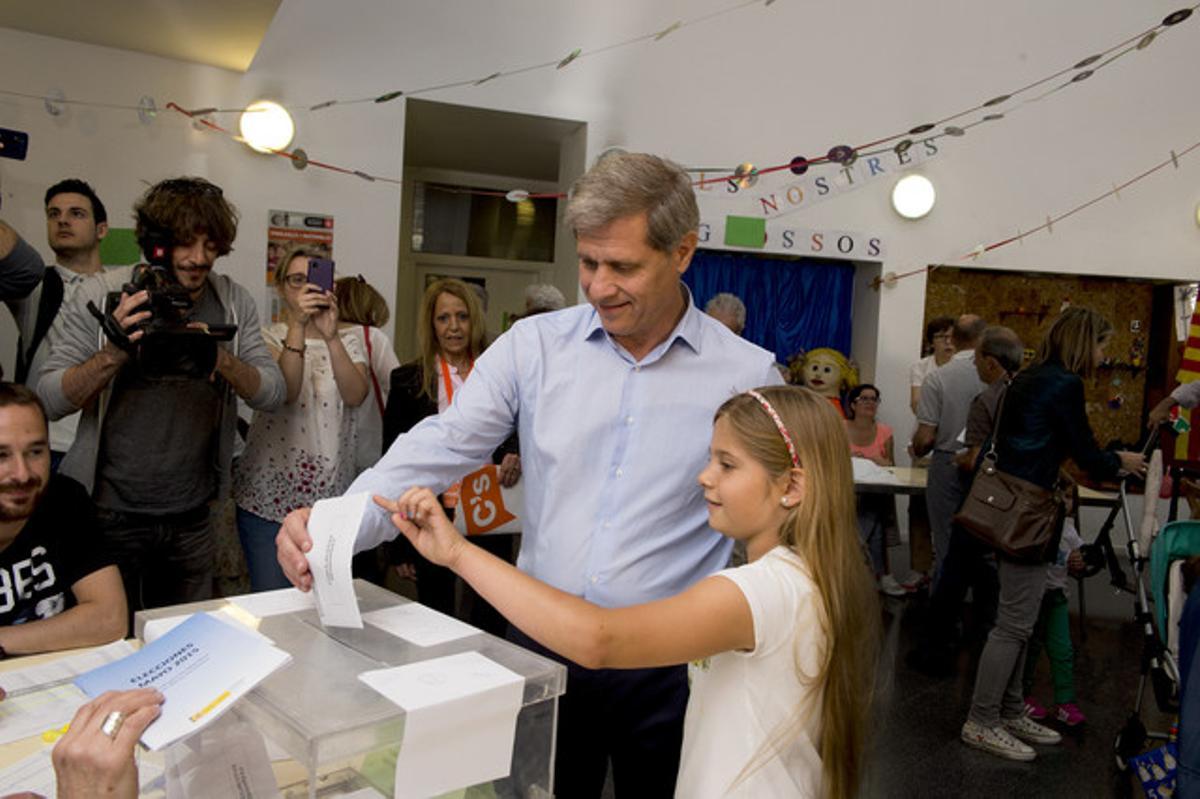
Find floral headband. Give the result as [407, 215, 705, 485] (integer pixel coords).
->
[745, 389, 799, 468]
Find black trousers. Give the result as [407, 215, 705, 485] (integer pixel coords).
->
[925, 522, 1000, 650]
[507, 626, 689, 798]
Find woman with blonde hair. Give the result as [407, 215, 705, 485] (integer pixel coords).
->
[382, 278, 518, 620]
[232, 244, 369, 590]
[961, 306, 1145, 760]
[379, 385, 880, 797]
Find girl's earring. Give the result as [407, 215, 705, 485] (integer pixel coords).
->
[780, 497, 792, 508]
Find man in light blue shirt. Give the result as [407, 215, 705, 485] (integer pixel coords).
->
[277, 151, 781, 798]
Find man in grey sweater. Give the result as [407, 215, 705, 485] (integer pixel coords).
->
[37, 177, 284, 614]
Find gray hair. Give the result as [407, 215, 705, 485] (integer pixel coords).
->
[565, 152, 699, 252]
[979, 325, 1024, 374]
[525, 283, 566, 314]
[705, 292, 746, 331]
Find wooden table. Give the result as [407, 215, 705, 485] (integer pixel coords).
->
[854, 466, 928, 495]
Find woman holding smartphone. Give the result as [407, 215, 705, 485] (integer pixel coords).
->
[232, 244, 369, 590]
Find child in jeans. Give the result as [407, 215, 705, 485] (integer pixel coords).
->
[1023, 517, 1087, 725]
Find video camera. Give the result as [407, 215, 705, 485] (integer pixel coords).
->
[87, 227, 236, 378]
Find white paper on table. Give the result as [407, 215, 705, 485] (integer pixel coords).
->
[306, 492, 369, 629]
[0, 746, 54, 795]
[164, 714, 280, 799]
[230, 587, 316, 618]
[144, 608, 274, 646]
[851, 457, 900, 484]
[358, 651, 524, 799]
[0, 639, 135, 697]
[363, 603, 480, 647]
[0, 682, 87, 744]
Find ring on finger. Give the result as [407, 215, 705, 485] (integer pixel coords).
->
[100, 710, 125, 739]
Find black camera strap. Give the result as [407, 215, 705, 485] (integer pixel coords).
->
[14, 267, 63, 384]
[86, 299, 137, 355]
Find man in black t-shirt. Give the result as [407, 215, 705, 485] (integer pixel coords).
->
[0, 382, 125, 657]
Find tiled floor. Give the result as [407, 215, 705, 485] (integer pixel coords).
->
[864, 590, 1175, 798]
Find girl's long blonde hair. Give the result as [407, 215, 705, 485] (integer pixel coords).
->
[715, 386, 880, 799]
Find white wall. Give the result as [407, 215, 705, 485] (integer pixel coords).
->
[4, 0, 1200, 450]
[0, 25, 405, 372]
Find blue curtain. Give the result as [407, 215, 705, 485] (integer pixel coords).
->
[683, 250, 855, 363]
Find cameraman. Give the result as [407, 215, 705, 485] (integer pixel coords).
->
[36, 177, 284, 614]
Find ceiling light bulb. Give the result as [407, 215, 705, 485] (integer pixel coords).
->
[239, 100, 294, 153]
[891, 174, 936, 220]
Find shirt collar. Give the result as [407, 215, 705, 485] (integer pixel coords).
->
[952, 348, 975, 362]
[583, 284, 702, 362]
[53, 264, 92, 285]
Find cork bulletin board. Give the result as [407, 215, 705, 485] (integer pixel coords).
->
[924, 267, 1155, 448]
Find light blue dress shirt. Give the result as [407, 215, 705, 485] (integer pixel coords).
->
[348, 290, 783, 607]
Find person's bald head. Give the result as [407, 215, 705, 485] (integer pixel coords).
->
[952, 314, 986, 351]
[975, 325, 1023, 384]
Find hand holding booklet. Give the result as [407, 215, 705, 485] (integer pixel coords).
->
[75, 612, 292, 750]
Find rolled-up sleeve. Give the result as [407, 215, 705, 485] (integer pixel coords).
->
[347, 331, 521, 551]
[1172, 381, 1200, 410]
[232, 290, 285, 411]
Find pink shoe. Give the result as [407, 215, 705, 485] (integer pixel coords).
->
[1023, 696, 1048, 720]
[1054, 703, 1086, 726]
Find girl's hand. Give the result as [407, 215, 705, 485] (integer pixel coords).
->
[1066, 548, 1085, 576]
[374, 488, 466, 569]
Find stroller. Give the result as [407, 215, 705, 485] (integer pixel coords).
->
[1090, 427, 1200, 782]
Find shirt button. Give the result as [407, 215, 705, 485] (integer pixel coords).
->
[590, 575, 598, 584]
[625, 416, 633, 425]
[615, 468, 623, 477]
[604, 522, 612, 528]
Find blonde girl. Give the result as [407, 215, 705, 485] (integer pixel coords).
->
[378, 386, 879, 797]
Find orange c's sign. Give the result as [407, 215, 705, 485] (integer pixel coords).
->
[459, 465, 516, 536]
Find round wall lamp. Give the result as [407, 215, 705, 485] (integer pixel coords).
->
[891, 174, 936, 219]
[239, 100, 294, 153]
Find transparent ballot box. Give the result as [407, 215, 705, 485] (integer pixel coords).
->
[134, 580, 565, 798]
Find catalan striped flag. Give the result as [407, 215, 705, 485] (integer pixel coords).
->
[1174, 306, 1200, 462]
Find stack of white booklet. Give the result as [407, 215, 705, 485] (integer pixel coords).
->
[75, 612, 292, 750]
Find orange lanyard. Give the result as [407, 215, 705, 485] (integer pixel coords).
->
[438, 356, 472, 406]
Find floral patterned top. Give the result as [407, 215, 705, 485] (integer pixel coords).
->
[233, 323, 367, 521]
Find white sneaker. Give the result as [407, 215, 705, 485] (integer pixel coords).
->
[1003, 714, 1062, 745]
[900, 570, 930, 592]
[879, 574, 907, 597]
[961, 719, 1036, 761]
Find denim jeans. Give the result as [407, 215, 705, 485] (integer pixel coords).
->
[96, 504, 215, 621]
[235, 506, 290, 592]
[968, 557, 1048, 726]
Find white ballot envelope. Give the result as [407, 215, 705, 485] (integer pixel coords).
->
[306, 492, 369, 628]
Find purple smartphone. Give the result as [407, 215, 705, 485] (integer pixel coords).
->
[306, 257, 335, 293]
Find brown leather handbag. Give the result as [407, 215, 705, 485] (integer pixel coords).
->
[954, 453, 1069, 562]
[952, 384, 1070, 562]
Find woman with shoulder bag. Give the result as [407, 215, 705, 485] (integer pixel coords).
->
[960, 307, 1145, 761]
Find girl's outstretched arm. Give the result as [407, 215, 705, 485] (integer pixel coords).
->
[375, 490, 755, 669]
